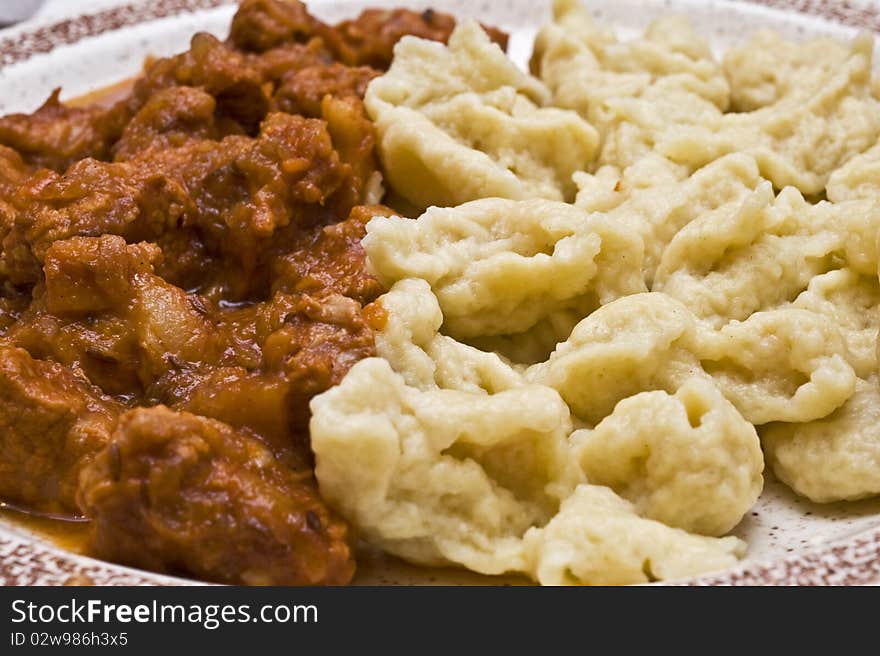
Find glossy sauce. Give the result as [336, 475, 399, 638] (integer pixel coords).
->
[65, 76, 135, 108]
[0, 503, 91, 554]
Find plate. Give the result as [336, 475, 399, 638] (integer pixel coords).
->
[1, 0, 880, 586]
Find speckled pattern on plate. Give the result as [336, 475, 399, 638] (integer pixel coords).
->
[1, 0, 880, 586]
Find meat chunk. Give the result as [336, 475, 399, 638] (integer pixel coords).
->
[4, 112, 353, 298]
[229, 0, 508, 69]
[0, 146, 30, 261]
[131, 33, 270, 133]
[272, 62, 380, 118]
[249, 39, 333, 82]
[42, 235, 161, 316]
[0, 289, 28, 334]
[78, 405, 355, 585]
[273, 203, 392, 303]
[0, 144, 30, 187]
[0, 147, 33, 329]
[144, 289, 377, 457]
[328, 7, 509, 68]
[11, 234, 377, 448]
[9, 236, 228, 396]
[0, 345, 120, 514]
[229, 0, 321, 53]
[0, 90, 129, 172]
[0, 146, 31, 238]
[2, 161, 197, 288]
[112, 87, 225, 161]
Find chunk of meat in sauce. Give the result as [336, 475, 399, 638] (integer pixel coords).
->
[131, 33, 270, 134]
[143, 288, 377, 454]
[249, 38, 332, 82]
[0, 345, 120, 514]
[146, 290, 376, 456]
[112, 86, 226, 161]
[0, 147, 33, 330]
[4, 112, 359, 299]
[9, 236, 230, 397]
[11, 231, 378, 457]
[229, 0, 323, 53]
[150, 291, 375, 452]
[3, 160, 199, 288]
[230, 0, 508, 68]
[0, 90, 129, 172]
[273, 292, 377, 413]
[272, 62, 380, 118]
[328, 8, 509, 68]
[0, 145, 30, 225]
[273, 203, 393, 302]
[0, 286, 29, 334]
[78, 405, 355, 585]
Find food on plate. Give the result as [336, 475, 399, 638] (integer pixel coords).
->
[0, 0, 508, 585]
[4, 0, 880, 586]
[312, 0, 880, 585]
[570, 377, 761, 537]
[721, 30, 856, 113]
[761, 379, 880, 503]
[310, 358, 746, 585]
[826, 142, 880, 202]
[309, 281, 753, 584]
[521, 485, 743, 586]
[662, 33, 880, 195]
[573, 154, 762, 285]
[79, 405, 355, 585]
[0, 345, 120, 515]
[365, 22, 598, 211]
[653, 187, 880, 328]
[532, 1, 729, 170]
[533, 0, 880, 194]
[363, 198, 645, 359]
[695, 309, 857, 425]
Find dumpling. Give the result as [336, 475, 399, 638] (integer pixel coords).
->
[572, 377, 763, 536]
[364, 198, 645, 359]
[532, 0, 729, 168]
[365, 21, 598, 211]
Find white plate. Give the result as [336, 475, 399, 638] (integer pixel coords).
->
[1, 0, 880, 586]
